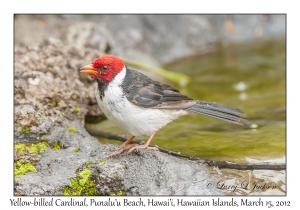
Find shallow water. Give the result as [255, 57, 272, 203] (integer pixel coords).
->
[87, 37, 286, 163]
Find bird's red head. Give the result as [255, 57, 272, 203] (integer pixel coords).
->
[80, 55, 125, 82]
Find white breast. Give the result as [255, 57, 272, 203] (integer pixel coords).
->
[95, 67, 188, 137]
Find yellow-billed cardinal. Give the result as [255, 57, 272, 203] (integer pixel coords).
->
[80, 55, 247, 158]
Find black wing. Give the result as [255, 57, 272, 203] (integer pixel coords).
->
[121, 68, 248, 125]
[121, 68, 196, 109]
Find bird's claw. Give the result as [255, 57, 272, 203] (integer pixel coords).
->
[106, 144, 139, 158]
[127, 145, 159, 154]
[106, 149, 123, 158]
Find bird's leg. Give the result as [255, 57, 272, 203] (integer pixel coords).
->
[127, 132, 159, 154]
[106, 135, 136, 158]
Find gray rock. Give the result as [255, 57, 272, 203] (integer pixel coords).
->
[15, 121, 222, 195]
[93, 151, 222, 195]
[15, 15, 286, 64]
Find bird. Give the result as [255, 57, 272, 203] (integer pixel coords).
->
[80, 55, 248, 158]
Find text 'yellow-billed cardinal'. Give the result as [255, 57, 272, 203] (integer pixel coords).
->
[80, 55, 248, 158]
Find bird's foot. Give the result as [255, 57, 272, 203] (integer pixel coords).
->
[106, 149, 123, 159]
[106, 144, 139, 158]
[127, 144, 159, 154]
[106, 136, 136, 158]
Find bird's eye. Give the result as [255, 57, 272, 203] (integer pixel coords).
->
[102, 66, 108, 71]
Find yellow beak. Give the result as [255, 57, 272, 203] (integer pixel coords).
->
[80, 64, 97, 75]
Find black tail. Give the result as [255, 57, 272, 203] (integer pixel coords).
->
[187, 101, 248, 125]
